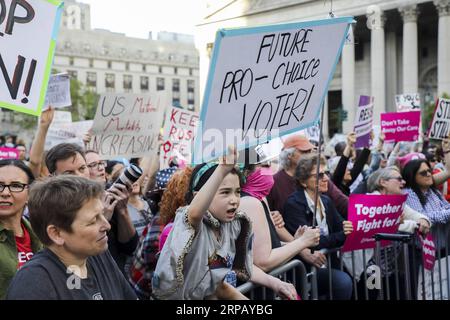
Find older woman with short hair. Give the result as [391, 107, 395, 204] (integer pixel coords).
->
[283, 153, 353, 300]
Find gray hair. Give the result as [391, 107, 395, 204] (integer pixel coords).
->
[367, 166, 400, 193]
[294, 153, 326, 186]
[279, 147, 296, 170]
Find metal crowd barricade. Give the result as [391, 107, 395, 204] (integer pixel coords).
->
[307, 224, 450, 301]
[237, 259, 308, 300]
[417, 223, 450, 300]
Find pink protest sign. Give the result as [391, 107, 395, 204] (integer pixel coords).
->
[380, 111, 420, 142]
[419, 233, 436, 271]
[342, 194, 406, 252]
[354, 95, 374, 148]
[0, 147, 19, 160]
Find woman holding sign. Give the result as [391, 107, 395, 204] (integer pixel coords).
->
[403, 157, 450, 265]
[283, 153, 354, 300]
[344, 166, 431, 300]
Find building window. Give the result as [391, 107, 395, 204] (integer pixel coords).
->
[172, 96, 181, 107]
[158, 66, 162, 74]
[142, 64, 146, 72]
[125, 62, 130, 71]
[67, 70, 77, 79]
[105, 73, 115, 90]
[89, 58, 94, 68]
[157, 77, 165, 91]
[123, 75, 133, 92]
[189, 68, 193, 76]
[69, 57, 74, 66]
[187, 80, 195, 93]
[86, 72, 97, 87]
[174, 67, 178, 75]
[172, 79, 180, 92]
[140, 76, 149, 91]
[108, 61, 112, 69]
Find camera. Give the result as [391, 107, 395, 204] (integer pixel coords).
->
[113, 164, 143, 188]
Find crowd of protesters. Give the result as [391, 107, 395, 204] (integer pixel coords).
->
[2, 107, 450, 300]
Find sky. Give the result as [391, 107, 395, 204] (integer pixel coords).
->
[79, 0, 204, 39]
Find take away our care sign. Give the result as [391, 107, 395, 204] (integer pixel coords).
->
[429, 98, 450, 140]
[160, 106, 199, 169]
[0, 0, 63, 116]
[342, 194, 406, 252]
[354, 95, 374, 148]
[87, 93, 165, 160]
[44, 73, 71, 109]
[193, 17, 354, 163]
[395, 93, 420, 112]
[380, 111, 420, 143]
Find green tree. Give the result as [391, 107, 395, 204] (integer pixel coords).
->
[70, 79, 99, 121]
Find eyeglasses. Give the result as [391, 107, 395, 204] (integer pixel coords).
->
[87, 161, 107, 170]
[0, 183, 28, 193]
[386, 176, 404, 182]
[309, 171, 330, 180]
[418, 169, 432, 177]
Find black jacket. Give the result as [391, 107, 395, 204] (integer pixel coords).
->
[283, 189, 346, 266]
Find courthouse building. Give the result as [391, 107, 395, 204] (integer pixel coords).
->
[195, 0, 450, 137]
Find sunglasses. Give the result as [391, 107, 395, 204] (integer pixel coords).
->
[418, 169, 432, 177]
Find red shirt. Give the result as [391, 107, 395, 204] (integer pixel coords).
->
[15, 223, 34, 269]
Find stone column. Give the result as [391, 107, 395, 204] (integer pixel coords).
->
[368, 8, 386, 121]
[341, 37, 355, 133]
[399, 5, 419, 94]
[435, 0, 450, 96]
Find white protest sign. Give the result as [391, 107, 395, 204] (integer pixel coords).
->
[0, 0, 63, 116]
[193, 17, 354, 163]
[87, 93, 166, 159]
[45, 120, 93, 150]
[160, 106, 199, 169]
[298, 123, 320, 143]
[429, 98, 450, 140]
[44, 73, 71, 109]
[395, 93, 420, 112]
[52, 110, 72, 124]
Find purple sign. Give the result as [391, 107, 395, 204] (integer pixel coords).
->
[354, 95, 374, 148]
[342, 194, 406, 252]
[380, 111, 420, 143]
[0, 147, 19, 160]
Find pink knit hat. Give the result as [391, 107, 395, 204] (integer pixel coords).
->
[397, 152, 426, 168]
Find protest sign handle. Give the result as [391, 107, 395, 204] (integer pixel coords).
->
[312, 100, 325, 230]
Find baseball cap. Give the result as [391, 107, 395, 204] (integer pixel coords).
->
[282, 135, 315, 151]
